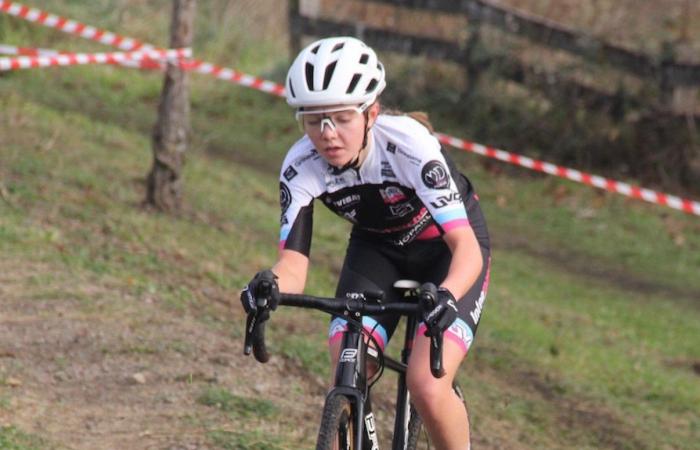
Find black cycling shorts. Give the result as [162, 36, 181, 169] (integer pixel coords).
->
[329, 195, 491, 356]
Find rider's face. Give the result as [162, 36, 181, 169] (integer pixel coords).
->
[299, 104, 378, 167]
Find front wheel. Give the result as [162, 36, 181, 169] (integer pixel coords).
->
[406, 383, 466, 450]
[316, 395, 356, 450]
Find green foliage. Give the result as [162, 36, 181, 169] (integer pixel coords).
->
[197, 388, 278, 418]
[0, 427, 48, 450]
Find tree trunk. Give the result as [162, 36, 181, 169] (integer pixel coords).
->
[146, 0, 197, 211]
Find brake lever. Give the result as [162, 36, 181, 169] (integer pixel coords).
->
[430, 333, 446, 378]
[418, 284, 446, 379]
[243, 312, 258, 356]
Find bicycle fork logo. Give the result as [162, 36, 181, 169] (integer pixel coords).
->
[339, 348, 357, 363]
[364, 412, 379, 450]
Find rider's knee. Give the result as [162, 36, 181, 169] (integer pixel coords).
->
[406, 370, 446, 413]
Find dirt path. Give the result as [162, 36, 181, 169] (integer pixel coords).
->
[0, 260, 324, 449]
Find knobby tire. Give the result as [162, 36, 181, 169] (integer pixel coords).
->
[316, 395, 356, 450]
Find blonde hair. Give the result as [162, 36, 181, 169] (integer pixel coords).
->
[381, 108, 434, 134]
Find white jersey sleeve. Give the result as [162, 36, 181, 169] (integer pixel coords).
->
[376, 115, 470, 233]
[278, 137, 325, 254]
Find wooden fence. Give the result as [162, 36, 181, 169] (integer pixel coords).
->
[288, 0, 700, 117]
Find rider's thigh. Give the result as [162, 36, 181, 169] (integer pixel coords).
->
[406, 334, 466, 394]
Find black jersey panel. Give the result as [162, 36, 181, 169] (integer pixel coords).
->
[283, 203, 314, 256]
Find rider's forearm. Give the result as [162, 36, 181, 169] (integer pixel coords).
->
[272, 249, 309, 294]
[440, 227, 483, 300]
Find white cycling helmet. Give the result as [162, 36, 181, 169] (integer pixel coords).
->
[285, 36, 386, 109]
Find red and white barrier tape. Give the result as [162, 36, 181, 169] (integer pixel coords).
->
[0, 43, 58, 56]
[0, 1, 285, 96]
[436, 134, 700, 216]
[0, 44, 167, 69]
[184, 60, 285, 97]
[0, 0, 149, 51]
[0, 47, 190, 71]
[1, 1, 698, 216]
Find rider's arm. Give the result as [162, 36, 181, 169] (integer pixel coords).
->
[439, 226, 483, 300]
[272, 249, 309, 294]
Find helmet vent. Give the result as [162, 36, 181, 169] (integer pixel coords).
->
[305, 63, 315, 90]
[323, 61, 337, 90]
[288, 79, 296, 98]
[359, 54, 369, 65]
[311, 44, 320, 54]
[366, 79, 379, 93]
[346, 74, 361, 94]
[332, 43, 345, 52]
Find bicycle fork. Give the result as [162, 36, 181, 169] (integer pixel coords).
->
[328, 325, 380, 449]
[391, 314, 418, 450]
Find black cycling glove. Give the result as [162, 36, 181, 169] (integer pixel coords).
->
[419, 283, 458, 337]
[240, 269, 280, 315]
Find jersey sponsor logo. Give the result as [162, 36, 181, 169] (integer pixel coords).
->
[324, 168, 359, 190]
[447, 319, 474, 351]
[379, 186, 406, 204]
[381, 160, 396, 178]
[397, 147, 421, 166]
[386, 142, 396, 153]
[389, 202, 414, 217]
[283, 165, 298, 181]
[421, 160, 450, 189]
[331, 194, 361, 209]
[280, 214, 288, 225]
[470, 290, 486, 325]
[430, 192, 462, 208]
[392, 210, 433, 246]
[293, 149, 319, 167]
[279, 182, 292, 213]
[342, 210, 358, 223]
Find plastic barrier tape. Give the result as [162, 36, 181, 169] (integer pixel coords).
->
[0, 48, 190, 71]
[1, 0, 697, 216]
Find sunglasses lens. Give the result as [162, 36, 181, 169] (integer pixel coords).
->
[299, 108, 362, 134]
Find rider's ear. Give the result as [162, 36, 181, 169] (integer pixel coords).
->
[367, 102, 380, 128]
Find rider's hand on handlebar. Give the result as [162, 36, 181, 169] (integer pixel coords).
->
[240, 269, 280, 315]
[419, 283, 458, 337]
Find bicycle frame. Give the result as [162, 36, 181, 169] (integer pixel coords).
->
[243, 282, 445, 449]
[327, 299, 421, 449]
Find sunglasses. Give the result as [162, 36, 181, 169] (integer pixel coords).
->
[295, 102, 371, 134]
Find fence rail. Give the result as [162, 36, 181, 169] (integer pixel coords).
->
[290, 14, 462, 62]
[290, 0, 700, 118]
[362, 0, 700, 87]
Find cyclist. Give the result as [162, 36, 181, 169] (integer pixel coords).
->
[241, 36, 490, 450]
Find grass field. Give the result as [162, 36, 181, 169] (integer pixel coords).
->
[1, 2, 700, 449]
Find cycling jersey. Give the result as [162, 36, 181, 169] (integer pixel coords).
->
[279, 114, 482, 255]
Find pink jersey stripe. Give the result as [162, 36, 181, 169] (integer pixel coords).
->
[416, 324, 470, 355]
[441, 218, 470, 233]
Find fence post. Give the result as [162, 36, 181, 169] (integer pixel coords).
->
[658, 41, 676, 112]
[462, 1, 484, 100]
[289, 0, 302, 59]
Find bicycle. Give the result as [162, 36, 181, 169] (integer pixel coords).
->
[243, 280, 466, 450]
